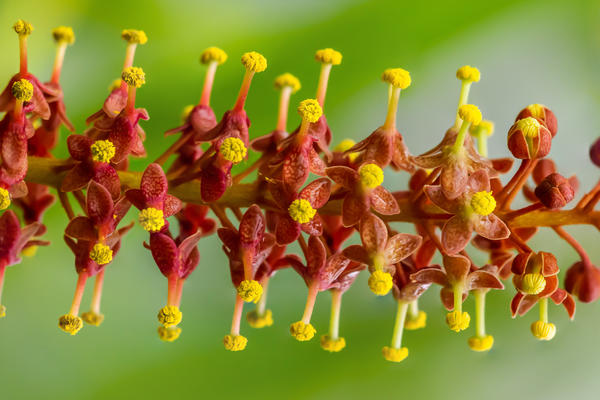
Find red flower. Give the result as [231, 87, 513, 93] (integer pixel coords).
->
[515, 104, 557, 137]
[507, 117, 552, 159]
[565, 261, 600, 303]
[0, 74, 56, 120]
[147, 230, 204, 281]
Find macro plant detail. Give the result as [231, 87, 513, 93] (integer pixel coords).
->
[4, 17, 600, 364]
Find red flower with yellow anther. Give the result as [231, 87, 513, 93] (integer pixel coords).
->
[126, 163, 182, 233]
[0, 209, 47, 318]
[268, 177, 331, 245]
[61, 135, 121, 199]
[411, 254, 503, 333]
[565, 261, 600, 303]
[511, 251, 560, 299]
[218, 205, 275, 351]
[326, 163, 399, 227]
[200, 136, 248, 201]
[516, 103, 557, 137]
[507, 117, 552, 159]
[282, 236, 352, 342]
[346, 68, 413, 171]
[343, 214, 421, 296]
[424, 170, 509, 254]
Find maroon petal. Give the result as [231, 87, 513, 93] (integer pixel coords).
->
[65, 217, 97, 241]
[308, 148, 326, 176]
[282, 148, 309, 192]
[141, 163, 168, 204]
[93, 163, 121, 200]
[163, 195, 183, 217]
[239, 205, 265, 249]
[87, 181, 114, 225]
[275, 215, 301, 245]
[441, 160, 468, 200]
[300, 213, 323, 236]
[467, 270, 504, 290]
[342, 245, 370, 265]
[342, 193, 369, 227]
[441, 215, 472, 254]
[200, 164, 228, 202]
[384, 233, 422, 264]
[149, 232, 179, 278]
[217, 228, 240, 251]
[369, 186, 400, 215]
[125, 189, 147, 210]
[410, 266, 448, 286]
[299, 178, 331, 209]
[359, 214, 388, 254]
[61, 164, 93, 193]
[423, 185, 459, 214]
[443, 254, 471, 284]
[67, 134, 92, 160]
[325, 166, 359, 188]
[306, 235, 326, 275]
[473, 214, 510, 241]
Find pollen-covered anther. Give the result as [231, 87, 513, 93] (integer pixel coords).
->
[368, 270, 393, 296]
[247, 309, 274, 328]
[521, 273, 546, 295]
[405, 310, 427, 330]
[223, 334, 248, 351]
[446, 310, 471, 332]
[458, 104, 482, 125]
[13, 20, 33, 36]
[527, 103, 546, 119]
[91, 140, 116, 163]
[52, 26, 75, 44]
[121, 29, 148, 45]
[516, 117, 541, 138]
[11, 79, 33, 102]
[237, 279, 263, 303]
[139, 208, 165, 232]
[531, 320, 556, 341]
[456, 65, 481, 82]
[81, 311, 105, 326]
[290, 321, 316, 341]
[468, 335, 494, 352]
[200, 46, 228, 65]
[471, 120, 494, 137]
[157, 305, 182, 328]
[274, 73, 301, 93]
[382, 346, 409, 362]
[241, 51, 267, 72]
[58, 314, 83, 335]
[382, 68, 411, 89]
[288, 199, 317, 224]
[219, 137, 247, 164]
[315, 48, 342, 65]
[320, 335, 346, 352]
[297, 99, 323, 123]
[334, 139, 356, 153]
[359, 163, 384, 189]
[89, 243, 113, 265]
[0, 188, 11, 210]
[121, 66, 146, 88]
[470, 191, 496, 216]
[158, 326, 182, 342]
[22, 246, 37, 257]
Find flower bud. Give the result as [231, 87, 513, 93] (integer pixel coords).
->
[589, 137, 600, 168]
[565, 261, 600, 303]
[507, 117, 552, 159]
[534, 173, 574, 209]
[516, 104, 557, 137]
[532, 159, 557, 184]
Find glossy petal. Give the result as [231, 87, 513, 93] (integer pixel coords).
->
[370, 186, 400, 215]
[441, 215, 472, 254]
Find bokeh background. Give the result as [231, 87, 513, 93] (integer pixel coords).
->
[1, 0, 600, 399]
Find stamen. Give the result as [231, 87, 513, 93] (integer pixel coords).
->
[468, 289, 494, 352]
[321, 289, 345, 352]
[233, 52, 267, 112]
[453, 65, 481, 129]
[51, 26, 75, 84]
[199, 47, 227, 106]
[382, 301, 409, 362]
[0, 188, 11, 210]
[274, 73, 301, 131]
[368, 270, 393, 296]
[315, 48, 342, 106]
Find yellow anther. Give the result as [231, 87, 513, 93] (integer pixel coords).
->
[315, 48, 342, 65]
[446, 310, 471, 332]
[157, 305, 182, 328]
[521, 273, 546, 295]
[139, 208, 165, 232]
[288, 199, 317, 224]
[456, 65, 481, 82]
[21, 245, 38, 258]
[121, 66, 145, 88]
[516, 117, 541, 138]
[382, 68, 411, 89]
[89, 243, 113, 265]
[405, 310, 427, 330]
[382, 346, 409, 363]
[58, 314, 83, 335]
[470, 191, 496, 216]
[91, 140, 116, 163]
[359, 163, 384, 189]
[527, 103, 546, 119]
[368, 270, 393, 296]
[274, 73, 301, 93]
[0, 188, 11, 210]
[121, 29, 148, 45]
[181, 104, 194, 121]
[458, 104, 482, 125]
[12, 79, 33, 102]
[13, 20, 33, 36]
[223, 334, 248, 351]
[320, 335, 346, 352]
[468, 335, 494, 352]
[200, 46, 228, 65]
[471, 120, 494, 137]
[52, 26, 75, 44]
[247, 309, 274, 328]
[219, 137, 247, 164]
[241, 51, 267, 72]
[81, 311, 105, 326]
[158, 326, 182, 342]
[0, 305, 5, 318]
[109, 79, 122, 92]
[334, 139, 355, 153]
[531, 320, 556, 341]
[297, 98, 323, 123]
[290, 321, 316, 341]
[237, 279, 263, 303]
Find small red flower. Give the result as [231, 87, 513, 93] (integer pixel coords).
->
[507, 117, 552, 159]
[565, 261, 600, 303]
[515, 104, 557, 137]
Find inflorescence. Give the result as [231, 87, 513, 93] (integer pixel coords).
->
[1, 19, 599, 362]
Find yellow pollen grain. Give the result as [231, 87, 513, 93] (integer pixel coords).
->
[290, 321, 316, 341]
[288, 199, 317, 224]
[200, 46, 228, 65]
[121, 29, 147, 45]
[157, 305, 182, 328]
[315, 48, 342, 65]
[382, 346, 409, 362]
[220, 137, 247, 164]
[241, 51, 267, 72]
[12, 79, 33, 102]
[456, 65, 481, 82]
[297, 99, 323, 123]
[527, 103, 546, 119]
[468, 335, 494, 352]
[382, 68, 411, 89]
[247, 309, 274, 328]
[81, 311, 105, 326]
[470, 191, 496, 216]
[91, 140, 116, 163]
[446, 310, 470, 332]
[405, 310, 427, 330]
[320, 335, 346, 352]
[368, 270, 393, 296]
[0, 188, 11, 210]
[158, 325, 182, 342]
[139, 208, 165, 232]
[89, 243, 113, 265]
[516, 117, 541, 138]
[52, 26, 75, 44]
[58, 314, 83, 335]
[521, 273, 546, 295]
[359, 163, 384, 189]
[458, 104, 482, 125]
[274, 73, 301, 93]
[237, 279, 263, 303]
[13, 20, 33, 36]
[531, 320, 556, 341]
[224, 334, 248, 351]
[121, 66, 145, 88]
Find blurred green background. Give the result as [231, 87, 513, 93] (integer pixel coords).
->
[1, 0, 600, 399]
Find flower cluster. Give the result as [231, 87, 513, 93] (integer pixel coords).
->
[3, 20, 600, 363]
